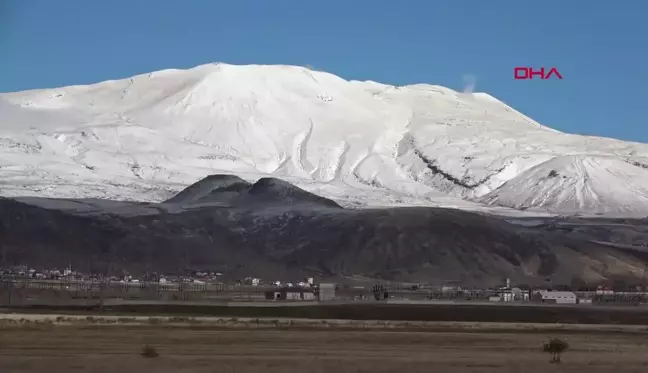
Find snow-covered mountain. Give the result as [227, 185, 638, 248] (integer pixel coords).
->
[2, 62, 648, 216]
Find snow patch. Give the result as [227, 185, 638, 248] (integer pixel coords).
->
[1, 62, 648, 216]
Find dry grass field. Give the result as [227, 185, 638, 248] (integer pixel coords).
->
[1, 316, 648, 373]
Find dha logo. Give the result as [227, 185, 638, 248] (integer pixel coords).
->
[514, 67, 563, 80]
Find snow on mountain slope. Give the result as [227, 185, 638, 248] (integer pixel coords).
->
[1, 62, 648, 216]
[478, 156, 648, 213]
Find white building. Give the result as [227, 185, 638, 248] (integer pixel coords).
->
[532, 290, 577, 304]
[265, 288, 315, 301]
[317, 283, 336, 301]
[492, 287, 530, 302]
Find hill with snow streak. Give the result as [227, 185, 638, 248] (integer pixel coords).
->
[1, 62, 648, 216]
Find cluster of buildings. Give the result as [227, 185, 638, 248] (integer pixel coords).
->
[237, 276, 337, 301]
[3, 265, 647, 305]
[0, 265, 82, 281]
[483, 278, 646, 305]
[239, 276, 324, 289]
[0, 265, 226, 285]
[490, 287, 577, 304]
[0, 265, 337, 301]
[484, 278, 578, 304]
[264, 283, 336, 301]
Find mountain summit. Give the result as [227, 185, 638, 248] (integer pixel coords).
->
[2, 62, 648, 215]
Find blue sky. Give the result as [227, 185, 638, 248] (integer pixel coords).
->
[1, 0, 646, 142]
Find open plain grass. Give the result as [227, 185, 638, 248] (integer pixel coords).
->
[1, 316, 648, 372]
[6, 302, 648, 325]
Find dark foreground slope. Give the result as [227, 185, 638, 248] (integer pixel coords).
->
[2, 175, 648, 286]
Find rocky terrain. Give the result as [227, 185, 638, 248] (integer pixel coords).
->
[2, 175, 647, 286]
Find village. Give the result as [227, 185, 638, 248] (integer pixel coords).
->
[1, 264, 647, 306]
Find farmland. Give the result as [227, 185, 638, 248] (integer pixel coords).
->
[0, 316, 647, 372]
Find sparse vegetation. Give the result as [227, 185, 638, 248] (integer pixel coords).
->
[168, 316, 190, 323]
[543, 337, 569, 363]
[0, 325, 643, 372]
[6, 302, 648, 325]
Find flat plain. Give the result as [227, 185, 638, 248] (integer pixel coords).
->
[1, 317, 648, 373]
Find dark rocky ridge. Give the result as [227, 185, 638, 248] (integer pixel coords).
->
[164, 175, 342, 209]
[1, 175, 648, 287]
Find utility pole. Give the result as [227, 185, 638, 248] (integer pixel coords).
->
[99, 239, 120, 312]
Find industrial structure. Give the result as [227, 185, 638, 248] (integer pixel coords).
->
[262, 283, 336, 302]
[264, 287, 315, 301]
[532, 290, 578, 304]
[316, 283, 336, 301]
[484, 278, 530, 302]
[371, 284, 388, 300]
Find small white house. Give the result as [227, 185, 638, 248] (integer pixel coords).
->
[496, 287, 530, 302]
[265, 288, 315, 301]
[532, 290, 577, 304]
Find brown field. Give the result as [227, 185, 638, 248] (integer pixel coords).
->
[1, 317, 648, 372]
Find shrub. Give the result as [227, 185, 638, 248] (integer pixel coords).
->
[141, 344, 159, 358]
[543, 337, 569, 363]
